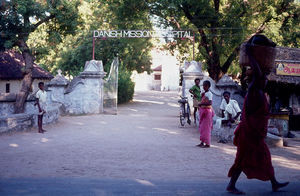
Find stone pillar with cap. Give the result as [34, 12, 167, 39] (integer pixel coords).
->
[64, 60, 106, 115]
[47, 69, 69, 106]
[182, 61, 204, 99]
[181, 61, 204, 126]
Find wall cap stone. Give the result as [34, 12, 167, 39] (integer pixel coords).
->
[48, 69, 69, 87]
[216, 74, 239, 88]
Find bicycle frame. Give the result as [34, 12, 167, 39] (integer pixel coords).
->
[178, 96, 191, 126]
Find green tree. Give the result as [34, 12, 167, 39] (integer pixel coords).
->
[28, 0, 153, 77]
[148, 0, 300, 81]
[0, 0, 81, 113]
[118, 69, 135, 104]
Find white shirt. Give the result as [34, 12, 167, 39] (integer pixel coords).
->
[204, 91, 213, 101]
[220, 99, 227, 111]
[36, 89, 47, 103]
[220, 99, 241, 119]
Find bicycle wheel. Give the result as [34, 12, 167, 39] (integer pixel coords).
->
[179, 104, 185, 126]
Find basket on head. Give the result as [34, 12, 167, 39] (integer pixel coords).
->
[239, 35, 277, 74]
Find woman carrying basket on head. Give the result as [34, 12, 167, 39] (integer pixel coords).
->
[226, 35, 289, 194]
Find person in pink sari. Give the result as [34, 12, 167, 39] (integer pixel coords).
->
[197, 80, 214, 148]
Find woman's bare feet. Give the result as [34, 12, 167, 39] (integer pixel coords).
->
[226, 186, 245, 195]
[196, 142, 204, 147]
[272, 181, 289, 192]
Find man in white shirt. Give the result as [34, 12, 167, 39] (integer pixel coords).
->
[35, 82, 47, 133]
[216, 91, 241, 128]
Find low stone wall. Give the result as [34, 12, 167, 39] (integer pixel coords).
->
[212, 124, 284, 147]
[0, 100, 36, 117]
[212, 125, 237, 142]
[0, 93, 60, 133]
[0, 113, 33, 134]
[0, 93, 42, 114]
[0, 106, 60, 134]
[31, 103, 60, 126]
[266, 133, 283, 147]
[269, 118, 289, 137]
[0, 60, 111, 133]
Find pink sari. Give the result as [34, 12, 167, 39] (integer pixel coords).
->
[199, 107, 214, 145]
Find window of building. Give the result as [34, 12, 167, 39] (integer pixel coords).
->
[6, 83, 10, 93]
[154, 74, 161, 80]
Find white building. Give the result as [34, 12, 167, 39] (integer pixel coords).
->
[132, 48, 180, 91]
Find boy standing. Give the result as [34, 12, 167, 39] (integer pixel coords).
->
[189, 78, 201, 124]
[35, 82, 47, 133]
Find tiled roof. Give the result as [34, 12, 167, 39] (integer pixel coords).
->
[0, 50, 53, 80]
[152, 65, 162, 71]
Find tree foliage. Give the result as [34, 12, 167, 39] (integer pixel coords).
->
[1, 0, 80, 51]
[2, 0, 299, 106]
[0, 0, 81, 112]
[28, 0, 153, 77]
[118, 69, 135, 104]
[148, 0, 300, 81]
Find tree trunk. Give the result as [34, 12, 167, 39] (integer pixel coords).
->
[207, 61, 222, 82]
[15, 40, 34, 114]
[198, 29, 223, 82]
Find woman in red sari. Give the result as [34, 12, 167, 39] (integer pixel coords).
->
[226, 35, 289, 194]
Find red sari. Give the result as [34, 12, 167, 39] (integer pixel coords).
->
[198, 93, 214, 145]
[228, 94, 274, 181]
[199, 107, 214, 145]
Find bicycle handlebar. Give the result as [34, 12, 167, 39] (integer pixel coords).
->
[180, 95, 194, 99]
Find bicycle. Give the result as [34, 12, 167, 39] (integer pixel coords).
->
[178, 96, 191, 126]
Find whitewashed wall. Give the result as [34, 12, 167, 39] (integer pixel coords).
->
[0, 79, 50, 94]
[0, 80, 21, 93]
[131, 71, 153, 91]
[160, 58, 179, 91]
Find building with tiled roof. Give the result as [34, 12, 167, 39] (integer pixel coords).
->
[0, 50, 53, 94]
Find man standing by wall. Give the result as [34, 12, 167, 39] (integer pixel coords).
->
[189, 78, 201, 124]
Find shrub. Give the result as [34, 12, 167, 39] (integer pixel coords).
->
[118, 70, 135, 104]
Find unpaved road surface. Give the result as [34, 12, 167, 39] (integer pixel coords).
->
[0, 91, 299, 195]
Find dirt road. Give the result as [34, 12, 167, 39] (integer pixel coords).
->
[0, 91, 299, 182]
